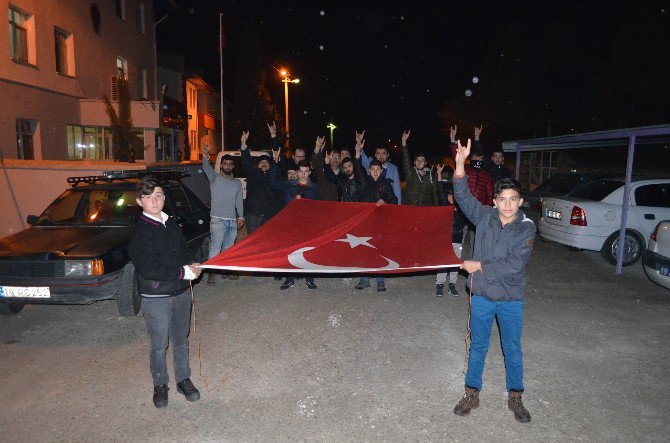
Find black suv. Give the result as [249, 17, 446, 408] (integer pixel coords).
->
[0, 170, 210, 317]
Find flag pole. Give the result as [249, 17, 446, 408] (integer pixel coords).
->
[219, 12, 225, 151]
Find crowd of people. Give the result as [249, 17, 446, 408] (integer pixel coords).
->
[130, 122, 536, 423]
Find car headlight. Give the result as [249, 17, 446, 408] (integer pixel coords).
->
[64, 260, 104, 277]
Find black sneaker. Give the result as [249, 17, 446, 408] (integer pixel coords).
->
[280, 279, 295, 290]
[436, 284, 444, 297]
[449, 283, 459, 297]
[177, 378, 200, 402]
[153, 384, 169, 408]
[355, 279, 370, 290]
[377, 281, 386, 292]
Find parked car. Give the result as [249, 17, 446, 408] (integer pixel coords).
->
[643, 220, 670, 289]
[0, 170, 210, 317]
[522, 172, 619, 212]
[539, 178, 670, 266]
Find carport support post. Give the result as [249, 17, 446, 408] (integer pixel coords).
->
[615, 135, 636, 274]
[515, 143, 521, 181]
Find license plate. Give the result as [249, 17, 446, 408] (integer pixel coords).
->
[546, 209, 562, 220]
[660, 266, 670, 277]
[0, 286, 51, 298]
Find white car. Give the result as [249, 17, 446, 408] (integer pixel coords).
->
[643, 220, 670, 289]
[539, 178, 670, 266]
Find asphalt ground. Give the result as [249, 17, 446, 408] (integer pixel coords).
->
[1, 235, 669, 442]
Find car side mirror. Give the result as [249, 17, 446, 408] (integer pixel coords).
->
[26, 215, 38, 225]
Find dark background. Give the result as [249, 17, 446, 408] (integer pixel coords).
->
[157, 0, 670, 170]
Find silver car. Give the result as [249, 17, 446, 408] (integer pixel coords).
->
[643, 220, 670, 290]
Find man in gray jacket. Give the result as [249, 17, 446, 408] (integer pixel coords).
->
[203, 143, 244, 285]
[451, 139, 536, 423]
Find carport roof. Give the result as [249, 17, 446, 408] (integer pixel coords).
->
[501, 124, 670, 152]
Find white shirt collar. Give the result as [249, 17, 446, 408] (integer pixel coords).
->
[142, 211, 169, 225]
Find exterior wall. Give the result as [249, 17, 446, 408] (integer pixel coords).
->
[0, 0, 159, 160]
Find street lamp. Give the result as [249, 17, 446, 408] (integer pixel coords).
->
[327, 123, 337, 148]
[280, 69, 300, 148]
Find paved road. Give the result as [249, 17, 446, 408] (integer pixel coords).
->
[1, 237, 669, 442]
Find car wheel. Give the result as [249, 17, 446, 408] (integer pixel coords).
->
[600, 230, 643, 266]
[0, 301, 24, 315]
[116, 263, 141, 317]
[196, 235, 211, 263]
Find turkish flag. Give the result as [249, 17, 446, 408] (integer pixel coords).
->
[202, 199, 461, 274]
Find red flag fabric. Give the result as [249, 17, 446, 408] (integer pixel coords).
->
[202, 199, 461, 274]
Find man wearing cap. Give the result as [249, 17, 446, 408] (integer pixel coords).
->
[401, 130, 438, 206]
[241, 122, 286, 234]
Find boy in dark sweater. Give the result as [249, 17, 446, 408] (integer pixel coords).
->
[128, 176, 202, 408]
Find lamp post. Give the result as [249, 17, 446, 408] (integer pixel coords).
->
[327, 123, 337, 148]
[280, 69, 299, 148]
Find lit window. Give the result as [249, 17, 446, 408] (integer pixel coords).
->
[54, 28, 75, 76]
[16, 119, 36, 159]
[136, 3, 145, 34]
[116, 57, 127, 79]
[8, 6, 30, 63]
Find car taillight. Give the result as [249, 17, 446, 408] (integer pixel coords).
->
[570, 206, 587, 226]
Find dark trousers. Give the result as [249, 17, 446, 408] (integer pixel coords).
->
[246, 213, 264, 234]
[142, 290, 192, 386]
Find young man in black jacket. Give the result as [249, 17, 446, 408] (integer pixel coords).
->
[129, 176, 202, 408]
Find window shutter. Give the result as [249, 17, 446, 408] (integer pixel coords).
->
[111, 76, 118, 101]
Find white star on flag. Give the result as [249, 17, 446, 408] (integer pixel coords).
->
[335, 234, 376, 249]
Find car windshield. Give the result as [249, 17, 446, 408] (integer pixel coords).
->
[568, 179, 623, 201]
[538, 174, 582, 195]
[35, 188, 141, 225]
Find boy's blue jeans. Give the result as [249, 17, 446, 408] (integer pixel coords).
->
[209, 217, 237, 259]
[465, 295, 525, 392]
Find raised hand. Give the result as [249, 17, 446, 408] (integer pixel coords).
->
[325, 150, 333, 165]
[315, 136, 326, 153]
[450, 125, 457, 142]
[474, 125, 482, 141]
[272, 146, 281, 163]
[455, 139, 472, 165]
[203, 144, 210, 156]
[401, 130, 411, 146]
[241, 131, 250, 147]
[267, 121, 277, 137]
[354, 139, 365, 156]
[436, 163, 445, 175]
[355, 130, 366, 144]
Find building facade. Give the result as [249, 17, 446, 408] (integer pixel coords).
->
[185, 75, 221, 160]
[0, 0, 160, 161]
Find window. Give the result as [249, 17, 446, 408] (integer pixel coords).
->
[67, 125, 112, 160]
[635, 184, 670, 208]
[16, 118, 36, 159]
[137, 67, 147, 99]
[8, 6, 29, 63]
[568, 179, 623, 201]
[167, 187, 193, 219]
[54, 28, 75, 76]
[136, 3, 145, 33]
[116, 57, 127, 79]
[114, 0, 125, 20]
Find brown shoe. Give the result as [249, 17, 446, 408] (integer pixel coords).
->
[453, 387, 479, 416]
[207, 273, 216, 286]
[508, 391, 531, 423]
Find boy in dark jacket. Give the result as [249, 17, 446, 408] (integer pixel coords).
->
[451, 140, 536, 423]
[129, 176, 202, 408]
[401, 130, 438, 206]
[354, 155, 398, 292]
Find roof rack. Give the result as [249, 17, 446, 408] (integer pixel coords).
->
[67, 168, 189, 187]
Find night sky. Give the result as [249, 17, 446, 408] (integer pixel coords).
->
[157, 0, 670, 163]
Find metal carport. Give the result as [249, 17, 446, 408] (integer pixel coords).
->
[502, 124, 670, 274]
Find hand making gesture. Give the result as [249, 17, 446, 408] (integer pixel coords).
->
[267, 121, 277, 138]
[354, 139, 364, 158]
[474, 125, 483, 141]
[314, 136, 326, 153]
[401, 130, 411, 146]
[450, 125, 457, 143]
[454, 139, 472, 177]
[203, 144, 210, 157]
[241, 131, 250, 148]
[324, 150, 333, 165]
[355, 130, 366, 145]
